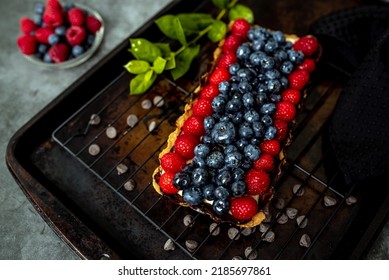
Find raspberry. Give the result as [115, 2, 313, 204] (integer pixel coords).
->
[199, 84, 219, 100]
[274, 101, 296, 122]
[160, 152, 186, 173]
[17, 34, 37, 55]
[45, 0, 63, 11]
[20, 17, 37, 34]
[68, 7, 85, 26]
[288, 69, 310, 90]
[43, 4, 64, 27]
[86, 15, 102, 34]
[182, 115, 206, 137]
[222, 34, 242, 54]
[298, 58, 316, 73]
[209, 67, 231, 85]
[35, 27, 54, 44]
[217, 51, 237, 68]
[159, 172, 179, 194]
[245, 169, 270, 196]
[281, 89, 301, 105]
[293, 36, 319, 57]
[230, 196, 258, 221]
[253, 153, 275, 172]
[274, 119, 289, 142]
[66, 25, 86, 46]
[231, 18, 251, 38]
[192, 98, 213, 118]
[260, 139, 281, 157]
[48, 43, 69, 63]
[174, 134, 199, 159]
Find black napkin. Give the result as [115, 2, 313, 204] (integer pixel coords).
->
[310, 4, 389, 184]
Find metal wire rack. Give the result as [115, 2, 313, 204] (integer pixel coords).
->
[51, 60, 360, 259]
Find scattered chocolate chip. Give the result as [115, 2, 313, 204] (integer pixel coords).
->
[244, 246, 258, 260]
[141, 99, 152, 110]
[299, 234, 311, 248]
[277, 213, 289, 224]
[323, 195, 337, 207]
[153, 95, 164, 107]
[259, 223, 270, 233]
[183, 215, 195, 227]
[209, 223, 220, 236]
[232, 256, 243, 260]
[228, 227, 240, 240]
[292, 184, 305, 196]
[88, 143, 100, 156]
[163, 239, 175, 251]
[126, 114, 138, 128]
[263, 213, 272, 223]
[274, 197, 285, 209]
[286, 207, 298, 219]
[106, 126, 117, 139]
[89, 114, 101, 125]
[263, 230, 275, 243]
[241, 226, 255, 236]
[185, 240, 198, 252]
[346, 195, 358, 206]
[123, 179, 135, 191]
[116, 163, 128, 175]
[296, 215, 308, 228]
[148, 121, 157, 132]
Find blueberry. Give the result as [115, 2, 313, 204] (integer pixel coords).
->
[87, 34, 95, 46]
[218, 81, 230, 94]
[252, 121, 265, 137]
[225, 151, 243, 168]
[252, 39, 265, 51]
[211, 95, 227, 113]
[244, 109, 260, 123]
[264, 39, 278, 54]
[34, 3, 45, 14]
[244, 144, 261, 161]
[260, 56, 275, 70]
[229, 63, 240, 75]
[183, 187, 204, 205]
[261, 114, 273, 126]
[37, 44, 48, 54]
[239, 122, 254, 139]
[214, 186, 230, 199]
[237, 68, 253, 81]
[241, 159, 253, 169]
[267, 79, 282, 93]
[211, 121, 236, 145]
[230, 82, 239, 92]
[272, 30, 286, 43]
[260, 103, 276, 115]
[43, 53, 52, 63]
[203, 184, 216, 201]
[287, 49, 304, 64]
[192, 156, 207, 168]
[256, 84, 268, 96]
[216, 169, 233, 186]
[236, 44, 251, 61]
[280, 76, 289, 88]
[249, 52, 262, 66]
[269, 93, 282, 103]
[202, 135, 213, 144]
[231, 112, 244, 124]
[243, 92, 255, 108]
[64, 1, 75, 11]
[224, 145, 238, 155]
[204, 116, 216, 132]
[55, 26, 67, 36]
[265, 126, 277, 140]
[232, 168, 245, 181]
[238, 80, 252, 93]
[206, 150, 225, 169]
[194, 143, 211, 158]
[48, 34, 59, 45]
[231, 181, 246, 197]
[192, 167, 209, 186]
[226, 99, 243, 113]
[280, 61, 294, 75]
[265, 69, 281, 80]
[173, 171, 191, 190]
[236, 139, 249, 151]
[33, 14, 43, 26]
[72, 45, 85, 57]
[274, 50, 288, 62]
[212, 199, 230, 216]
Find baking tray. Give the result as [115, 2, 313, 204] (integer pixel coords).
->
[6, 0, 389, 260]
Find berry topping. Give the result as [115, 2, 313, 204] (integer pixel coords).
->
[67, 7, 85, 26]
[48, 43, 69, 63]
[288, 69, 310, 90]
[231, 18, 251, 38]
[273, 119, 289, 142]
[253, 153, 275, 172]
[192, 98, 213, 118]
[182, 115, 206, 137]
[160, 152, 187, 173]
[281, 88, 301, 105]
[43, 0, 64, 27]
[217, 51, 237, 68]
[245, 169, 270, 195]
[159, 172, 179, 194]
[298, 58, 316, 73]
[209, 67, 231, 85]
[200, 84, 220, 100]
[86, 15, 102, 34]
[230, 196, 259, 220]
[293, 36, 319, 57]
[260, 139, 281, 157]
[274, 101, 297, 122]
[66, 25, 86, 46]
[35, 27, 54, 44]
[20, 17, 37, 34]
[17, 34, 37, 55]
[222, 34, 243, 54]
[174, 134, 199, 159]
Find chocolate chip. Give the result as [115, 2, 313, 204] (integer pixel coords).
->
[299, 233, 311, 248]
[126, 114, 138, 128]
[323, 195, 337, 207]
[276, 213, 289, 224]
[232, 256, 243, 260]
[228, 227, 240, 240]
[209, 223, 220, 236]
[148, 121, 157, 132]
[163, 239, 175, 251]
[263, 230, 275, 242]
[244, 246, 258, 260]
[123, 179, 135, 191]
[106, 126, 117, 139]
[183, 215, 195, 227]
[116, 163, 128, 175]
[346, 195, 357, 206]
[153, 95, 164, 107]
[89, 114, 101, 125]
[185, 240, 198, 252]
[141, 99, 152, 110]
[241, 227, 255, 236]
[259, 223, 270, 233]
[292, 184, 305, 196]
[88, 143, 100, 156]
[296, 215, 308, 228]
[286, 207, 298, 219]
[274, 197, 285, 209]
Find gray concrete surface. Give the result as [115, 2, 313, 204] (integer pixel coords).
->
[0, 0, 388, 260]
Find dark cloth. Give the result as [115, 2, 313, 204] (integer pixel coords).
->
[310, 5, 389, 184]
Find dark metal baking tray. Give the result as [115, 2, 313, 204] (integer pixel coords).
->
[6, 0, 389, 260]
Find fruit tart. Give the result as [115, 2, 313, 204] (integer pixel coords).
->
[152, 18, 320, 227]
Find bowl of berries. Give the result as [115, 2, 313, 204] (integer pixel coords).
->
[16, 0, 104, 69]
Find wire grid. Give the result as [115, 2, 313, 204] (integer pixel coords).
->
[51, 64, 358, 259]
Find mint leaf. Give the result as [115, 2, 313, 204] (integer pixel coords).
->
[171, 44, 200, 80]
[129, 38, 162, 63]
[130, 71, 157, 95]
[153, 56, 167, 74]
[207, 20, 227, 43]
[154, 43, 171, 57]
[155, 15, 187, 46]
[177, 13, 214, 36]
[212, 0, 229, 9]
[124, 60, 150, 74]
[165, 53, 176, 70]
[228, 4, 254, 24]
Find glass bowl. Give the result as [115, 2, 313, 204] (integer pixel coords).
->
[23, 3, 104, 69]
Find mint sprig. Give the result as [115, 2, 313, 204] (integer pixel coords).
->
[124, 0, 254, 95]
